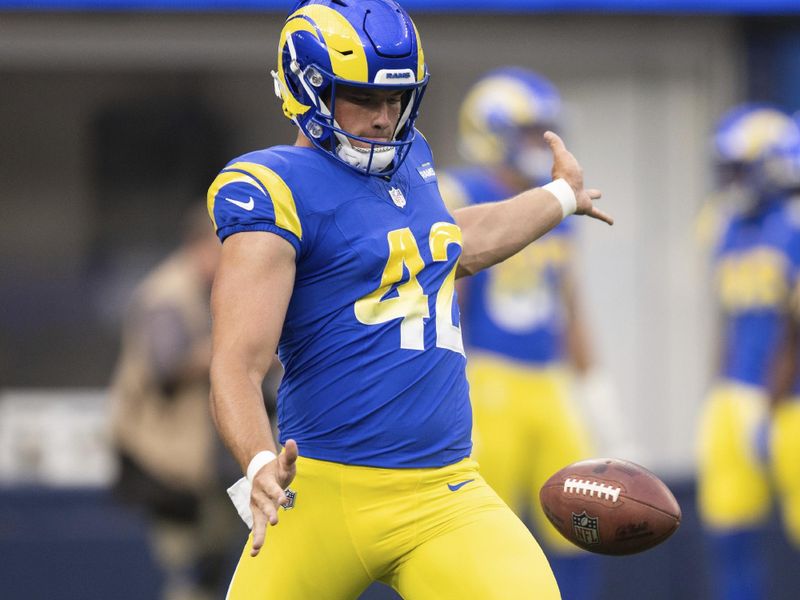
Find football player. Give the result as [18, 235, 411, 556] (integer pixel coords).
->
[206, 1, 611, 598]
[765, 121, 800, 553]
[437, 67, 617, 599]
[696, 104, 799, 250]
[696, 104, 800, 600]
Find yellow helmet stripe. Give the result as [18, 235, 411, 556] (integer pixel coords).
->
[290, 4, 368, 82]
[740, 111, 793, 161]
[225, 161, 303, 241]
[412, 21, 425, 82]
[206, 170, 263, 231]
[483, 77, 537, 122]
[277, 15, 319, 118]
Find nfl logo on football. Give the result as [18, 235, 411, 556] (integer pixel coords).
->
[389, 186, 406, 208]
[572, 511, 600, 545]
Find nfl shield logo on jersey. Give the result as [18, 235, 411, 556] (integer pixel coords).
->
[572, 511, 600, 545]
[389, 186, 406, 208]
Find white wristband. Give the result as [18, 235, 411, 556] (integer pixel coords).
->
[543, 178, 577, 219]
[246, 450, 277, 483]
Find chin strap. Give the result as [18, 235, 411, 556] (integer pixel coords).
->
[336, 138, 396, 173]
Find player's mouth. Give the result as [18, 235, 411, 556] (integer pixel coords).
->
[350, 145, 393, 155]
[351, 137, 391, 149]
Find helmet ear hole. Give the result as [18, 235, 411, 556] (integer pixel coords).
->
[281, 48, 302, 100]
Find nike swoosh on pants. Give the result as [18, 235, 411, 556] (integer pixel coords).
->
[447, 479, 475, 492]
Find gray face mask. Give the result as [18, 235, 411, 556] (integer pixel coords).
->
[512, 145, 553, 185]
[722, 182, 759, 213]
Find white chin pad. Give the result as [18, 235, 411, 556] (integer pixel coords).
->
[337, 143, 396, 173]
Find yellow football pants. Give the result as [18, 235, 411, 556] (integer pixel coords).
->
[696, 382, 771, 530]
[226, 456, 560, 600]
[467, 354, 594, 554]
[772, 399, 800, 546]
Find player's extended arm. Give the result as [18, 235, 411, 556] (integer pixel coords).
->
[770, 306, 800, 405]
[562, 268, 593, 375]
[452, 132, 612, 278]
[210, 230, 298, 556]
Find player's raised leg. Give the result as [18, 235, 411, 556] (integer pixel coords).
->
[393, 506, 559, 599]
[388, 470, 560, 600]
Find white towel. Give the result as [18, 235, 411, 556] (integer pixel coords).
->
[227, 476, 254, 530]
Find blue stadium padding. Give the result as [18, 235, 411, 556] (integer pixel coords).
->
[708, 530, 766, 600]
[0, 487, 162, 599]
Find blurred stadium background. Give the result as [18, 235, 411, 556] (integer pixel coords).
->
[3, 1, 800, 598]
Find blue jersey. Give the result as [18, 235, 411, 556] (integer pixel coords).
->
[439, 166, 572, 365]
[714, 199, 800, 388]
[208, 134, 471, 468]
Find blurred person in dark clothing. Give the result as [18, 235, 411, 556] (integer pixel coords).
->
[109, 204, 239, 600]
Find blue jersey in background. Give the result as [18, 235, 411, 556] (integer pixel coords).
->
[208, 134, 471, 468]
[714, 198, 800, 388]
[440, 165, 573, 365]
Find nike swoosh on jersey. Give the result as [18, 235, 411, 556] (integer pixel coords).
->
[225, 196, 255, 211]
[447, 479, 475, 492]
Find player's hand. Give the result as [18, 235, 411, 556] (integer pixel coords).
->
[249, 439, 298, 557]
[545, 131, 613, 226]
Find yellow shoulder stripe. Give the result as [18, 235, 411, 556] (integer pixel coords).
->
[225, 161, 303, 241]
[206, 163, 303, 240]
[206, 170, 263, 230]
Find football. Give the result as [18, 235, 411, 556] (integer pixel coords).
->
[539, 458, 681, 555]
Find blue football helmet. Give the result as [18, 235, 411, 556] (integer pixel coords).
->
[272, 0, 429, 176]
[758, 120, 800, 195]
[458, 67, 562, 183]
[712, 103, 798, 191]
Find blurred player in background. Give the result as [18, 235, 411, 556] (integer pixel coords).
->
[764, 124, 800, 556]
[696, 104, 800, 600]
[110, 205, 239, 600]
[437, 67, 624, 599]
[206, 1, 611, 598]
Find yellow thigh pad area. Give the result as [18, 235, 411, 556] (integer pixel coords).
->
[771, 400, 800, 546]
[468, 354, 594, 554]
[226, 456, 560, 600]
[696, 383, 771, 530]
